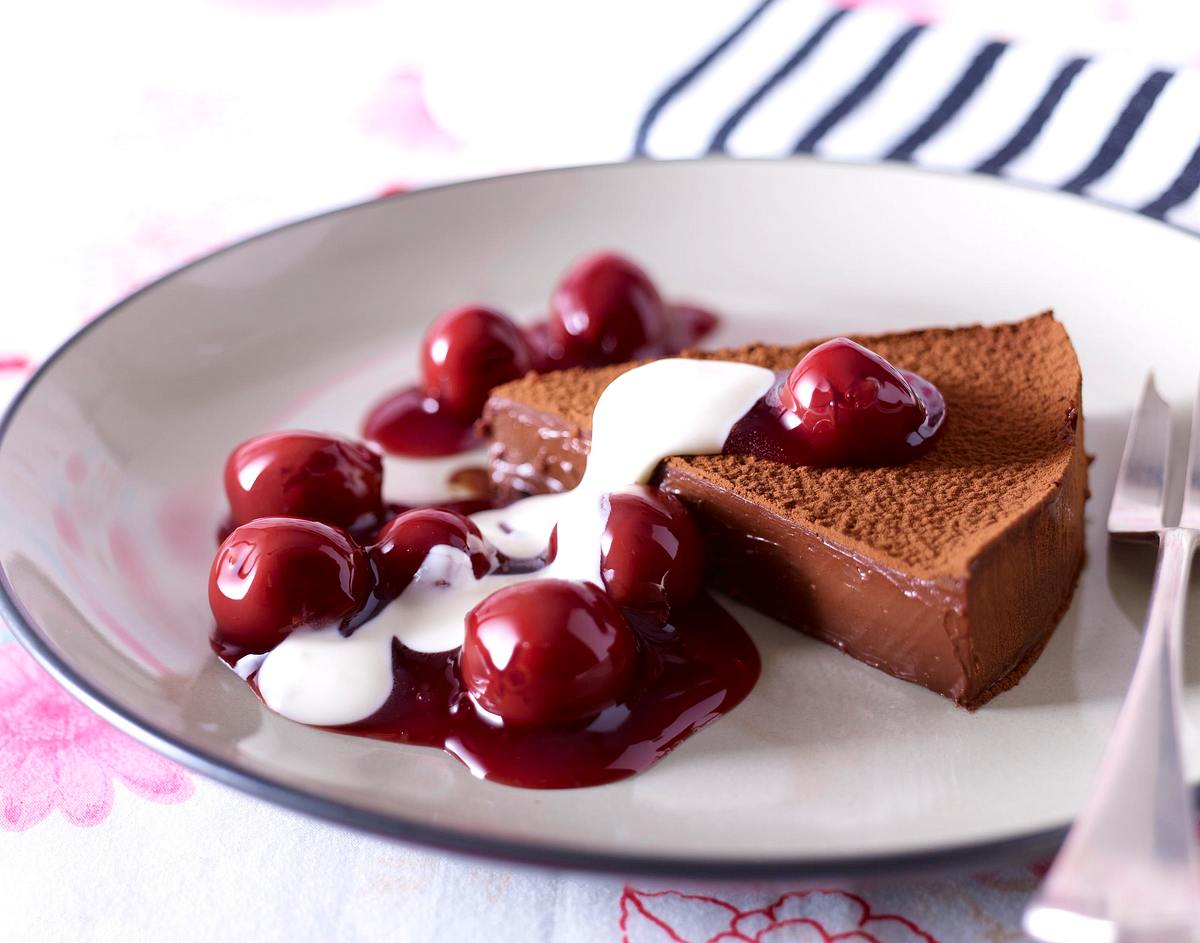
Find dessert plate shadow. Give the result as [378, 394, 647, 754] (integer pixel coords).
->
[2, 158, 1199, 880]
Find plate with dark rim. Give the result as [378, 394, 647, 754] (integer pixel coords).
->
[3, 158, 1199, 880]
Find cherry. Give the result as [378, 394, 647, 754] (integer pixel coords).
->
[422, 305, 532, 419]
[370, 508, 494, 597]
[522, 321, 584, 373]
[462, 579, 637, 726]
[362, 386, 481, 458]
[726, 339, 946, 467]
[778, 338, 934, 466]
[527, 302, 719, 373]
[209, 518, 370, 653]
[601, 486, 703, 620]
[224, 431, 383, 530]
[548, 252, 666, 364]
[664, 303, 720, 350]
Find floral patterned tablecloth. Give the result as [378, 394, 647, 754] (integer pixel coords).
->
[5, 1, 1200, 939]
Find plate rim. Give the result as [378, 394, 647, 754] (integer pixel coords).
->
[2, 156, 1196, 880]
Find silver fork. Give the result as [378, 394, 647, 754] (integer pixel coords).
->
[1025, 376, 1200, 943]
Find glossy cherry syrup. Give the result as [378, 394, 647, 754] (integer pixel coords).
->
[363, 252, 721, 459]
[216, 531, 759, 788]
[724, 338, 946, 467]
[362, 385, 482, 457]
[213, 477, 759, 787]
[322, 598, 758, 789]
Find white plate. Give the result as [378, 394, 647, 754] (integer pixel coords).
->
[2, 159, 1199, 879]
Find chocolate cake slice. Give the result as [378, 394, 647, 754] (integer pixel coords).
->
[481, 312, 1086, 708]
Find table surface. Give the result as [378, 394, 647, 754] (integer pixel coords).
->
[4, 2, 1200, 940]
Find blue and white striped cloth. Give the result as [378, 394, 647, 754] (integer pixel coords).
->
[627, 0, 1200, 231]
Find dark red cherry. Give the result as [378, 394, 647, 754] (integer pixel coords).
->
[778, 338, 930, 466]
[421, 305, 532, 418]
[523, 321, 584, 373]
[548, 252, 666, 363]
[362, 386, 480, 458]
[601, 486, 703, 620]
[209, 518, 370, 653]
[523, 321, 553, 372]
[225, 431, 383, 529]
[462, 580, 637, 726]
[371, 508, 493, 597]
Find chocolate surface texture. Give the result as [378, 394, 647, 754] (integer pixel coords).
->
[481, 313, 1087, 707]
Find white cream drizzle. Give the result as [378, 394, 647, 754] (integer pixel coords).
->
[253, 359, 775, 727]
[380, 449, 490, 506]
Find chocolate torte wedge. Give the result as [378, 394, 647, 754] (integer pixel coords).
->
[481, 312, 1086, 708]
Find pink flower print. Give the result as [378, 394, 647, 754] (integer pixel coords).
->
[620, 888, 940, 943]
[0, 644, 192, 831]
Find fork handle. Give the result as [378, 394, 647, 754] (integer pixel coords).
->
[1026, 527, 1200, 943]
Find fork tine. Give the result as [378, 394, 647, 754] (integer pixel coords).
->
[1108, 373, 1171, 537]
[1180, 377, 1200, 531]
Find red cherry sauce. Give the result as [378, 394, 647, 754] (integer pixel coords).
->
[218, 567, 758, 789]
[214, 506, 758, 788]
[326, 598, 757, 789]
[214, 525, 753, 782]
[724, 338, 946, 467]
[362, 385, 481, 457]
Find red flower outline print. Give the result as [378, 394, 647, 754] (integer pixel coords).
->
[620, 888, 940, 943]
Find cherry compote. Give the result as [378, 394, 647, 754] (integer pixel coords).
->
[725, 337, 946, 467]
[364, 252, 721, 458]
[334, 598, 759, 789]
[362, 385, 482, 458]
[212, 470, 760, 787]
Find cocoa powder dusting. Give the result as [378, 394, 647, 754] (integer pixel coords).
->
[487, 312, 1082, 580]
